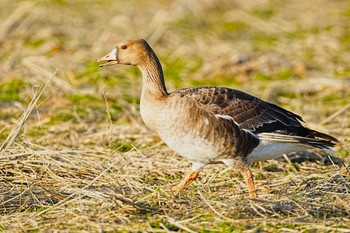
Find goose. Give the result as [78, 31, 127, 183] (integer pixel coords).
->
[97, 39, 338, 198]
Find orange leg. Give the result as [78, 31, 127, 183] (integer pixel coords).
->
[241, 167, 258, 198]
[172, 171, 199, 191]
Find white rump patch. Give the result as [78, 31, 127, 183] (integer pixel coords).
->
[246, 140, 308, 162]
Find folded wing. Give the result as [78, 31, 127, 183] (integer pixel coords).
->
[173, 86, 338, 149]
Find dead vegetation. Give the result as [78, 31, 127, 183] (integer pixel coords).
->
[0, 0, 349, 232]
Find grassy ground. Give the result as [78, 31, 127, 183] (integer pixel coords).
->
[0, 0, 349, 232]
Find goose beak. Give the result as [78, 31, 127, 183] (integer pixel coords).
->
[97, 48, 118, 67]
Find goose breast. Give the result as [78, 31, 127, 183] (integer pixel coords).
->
[140, 93, 235, 163]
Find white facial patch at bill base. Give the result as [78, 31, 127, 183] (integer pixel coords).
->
[97, 48, 117, 62]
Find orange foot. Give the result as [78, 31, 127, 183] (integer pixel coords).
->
[172, 171, 199, 191]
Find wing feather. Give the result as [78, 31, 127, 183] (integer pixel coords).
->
[173, 86, 303, 134]
[171, 86, 338, 151]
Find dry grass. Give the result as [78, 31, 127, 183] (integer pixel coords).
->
[0, 0, 349, 232]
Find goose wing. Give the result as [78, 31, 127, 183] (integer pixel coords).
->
[173, 86, 304, 134]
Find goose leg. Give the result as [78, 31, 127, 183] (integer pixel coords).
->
[241, 166, 258, 198]
[223, 159, 258, 198]
[173, 171, 199, 190]
[172, 162, 204, 191]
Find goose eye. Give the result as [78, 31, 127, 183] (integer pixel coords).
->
[121, 45, 128, 50]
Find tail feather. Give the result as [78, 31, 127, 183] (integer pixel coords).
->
[306, 128, 339, 143]
[258, 129, 338, 152]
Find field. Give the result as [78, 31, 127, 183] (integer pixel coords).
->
[0, 0, 350, 232]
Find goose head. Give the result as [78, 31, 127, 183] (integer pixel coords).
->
[97, 39, 151, 67]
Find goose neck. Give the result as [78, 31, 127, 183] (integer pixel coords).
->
[139, 54, 168, 96]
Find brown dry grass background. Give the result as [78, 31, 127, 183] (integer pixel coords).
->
[0, 0, 350, 232]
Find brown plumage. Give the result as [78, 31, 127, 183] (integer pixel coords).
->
[97, 39, 338, 198]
